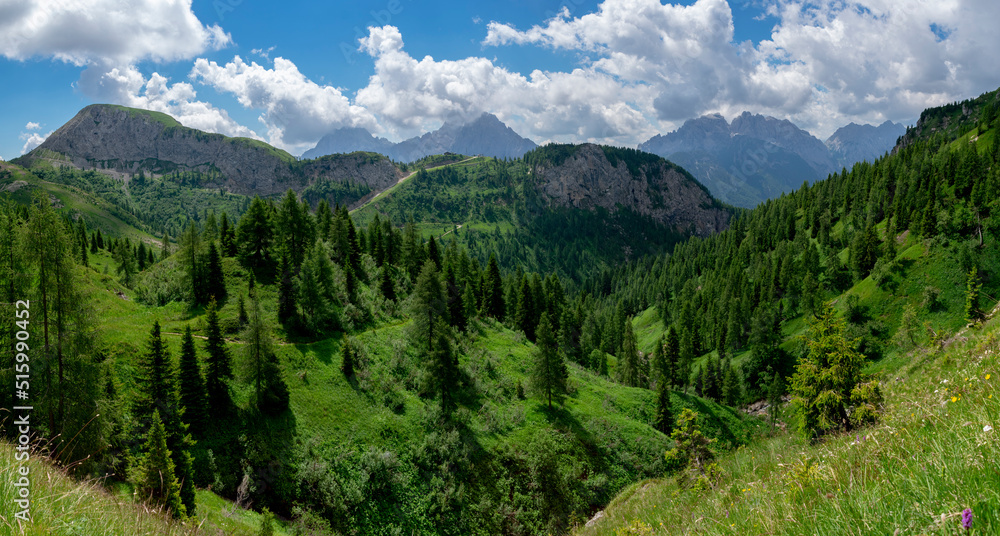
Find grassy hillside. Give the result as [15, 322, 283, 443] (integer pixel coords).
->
[0, 441, 290, 536]
[575, 307, 1000, 535]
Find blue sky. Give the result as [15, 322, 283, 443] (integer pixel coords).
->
[2, 0, 999, 160]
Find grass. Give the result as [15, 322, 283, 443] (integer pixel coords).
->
[0, 442, 291, 536]
[574, 308, 1000, 536]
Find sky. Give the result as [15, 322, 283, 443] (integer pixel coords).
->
[1, 0, 999, 161]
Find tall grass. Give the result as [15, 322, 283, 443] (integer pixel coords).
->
[577, 318, 1000, 536]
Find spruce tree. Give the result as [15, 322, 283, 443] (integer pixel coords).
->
[219, 212, 236, 257]
[618, 319, 640, 387]
[483, 254, 505, 319]
[277, 252, 297, 326]
[380, 266, 396, 302]
[134, 410, 185, 518]
[177, 326, 208, 438]
[236, 196, 273, 273]
[429, 333, 458, 415]
[204, 301, 232, 416]
[136, 321, 174, 426]
[662, 327, 680, 389]
[204, 242, 226, 302]
[966, 266, 984, 323]
[179, 221, 203, 303]
[515, 276, 536, 340]
[410, 260, 447, 352]
[654, 381, 673, 435]
[160, 230, 170, 258]
[531, 313, 567, 410]
[243, 291, 288, 414]
[462, 282, 477, 325]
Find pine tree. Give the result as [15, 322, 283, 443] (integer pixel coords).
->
[462, 282, 478, 325]
[177, 326, 208, 438]
[618, 318, 640, 387]
[136, 242, 147, 271]
[136, 321, 174, 426]
[427, 235, 441, 270]
[236, 196, 273, 273]
[134, 410, 185, 518]
[410, 260, 447, 352]
[179, 221, 204, 303]
[277, 252, 297, 326]
[483, 254, 505, 319]
[665, 409, 722, 490]
[77, 219, 89, 267]
[219, 212, 237, 257]
[204, 301, 232, 417]
[237, 293, 248, 327]
[531, 313, 567, 410]
[662, 327, 681, 389]
[295, 242, 338, 334]
[721, 359, 741, 406]
[160, 230, 170, 258]
[515, 275, 536, 340]
[429, 333, 458, 415]
[243, 290, 289, 414]
[654, 381, 673, 435]
[966, 266, 984, 323]
[377, 265, 395, 302]
[204, 242, 226, 302]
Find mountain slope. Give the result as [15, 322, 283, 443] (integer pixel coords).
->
[302, 112, 537, 162]
[15, 104, 403, 203]
[639, 112, 901, 207]
[825, 120, 905, 168]
[353, 144, 730, 280]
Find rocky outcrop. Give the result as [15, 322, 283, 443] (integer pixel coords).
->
[19, 104, 402, 199]
[533, 144, 729, 236]
[302, 112, 537, 162]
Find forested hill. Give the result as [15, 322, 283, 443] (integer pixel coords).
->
[14, 104, 402, 202]
[353, 144, 731, 282]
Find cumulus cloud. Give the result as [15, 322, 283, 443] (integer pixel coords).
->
[24, 122, 41, 130]
[20, 130, 53, 155]
[482, 0, 1000, 139]
[0, 0, 230, 65]
[355, 25, 652, 144]
[190, 55, 380, 153]
[77, 62, 260, 139]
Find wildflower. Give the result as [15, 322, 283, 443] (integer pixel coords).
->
[962, 508, 973, 530]
[987, 374, 991, 380]
[952, 396, 958, 403]
[985, 425, 994, 433]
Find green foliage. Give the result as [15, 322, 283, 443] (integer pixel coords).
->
[664, 409, 723, 490]
[966, 266, 984, 323]
[178, 326, 208, 438]
[789, 303, 882, 440]
[133, 410, 186, 518]
[531, 313, 568, 409]
[653, 382, 673, 435]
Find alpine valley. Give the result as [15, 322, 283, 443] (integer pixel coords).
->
[1, 84, 1000, 536]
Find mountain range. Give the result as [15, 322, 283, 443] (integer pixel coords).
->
[302, 112, 538, 162]
[639, 112, 904, 207]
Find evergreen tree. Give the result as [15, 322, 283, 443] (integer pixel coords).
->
[135, 320, 174, 426]
[515, 275, 536, 340]
[444, 265, 466, 331]
[134, 410, 185, 518]
[277, 252, 297, 326]
[531, 313, 567, 410]
[236, 196, 273, 273]
[295, 241, 338, 334]
[90, 230, 99, 254]
[136, 242, 147, 271]
[966, 266, 984, 323]
[341, 338, 355, 377]
[427, 235, 442, 270]
[380, 266, 397, 302]
[662, 327, 680, 389]
[428, 333, 458, 415]
[789, 303, 882, 439]
[178, 221, 203, 303]
[665, 409, 722, 490]
[160, 230, 170, 258]
[204, 301, 233, 416]
[410, 259, 448, 352]
[204, 242, 226, 302]
[219, 212, 237, 257]
[654, 381, 673, 435]
[721, 359, 741, 406]
[177, 326, 208, 438]
[243, 290, 289, 414]
[483, 254, 505, 319]
[617, 318, 640, 387]
[77, 219, 89, 267]
[113, 238, 138, 286]
[462, 282, 478, 325]
[237, 293, 249, 327]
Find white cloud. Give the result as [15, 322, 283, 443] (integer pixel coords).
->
[190, 55, 380, 153]
[77, 62, 260, 140]
[20, 130, 53, 154]
[355, 25, 652, 144]
[0, 0, 231, 65]
[481, 0, 1000, 140]
[24, 122, 41, 130]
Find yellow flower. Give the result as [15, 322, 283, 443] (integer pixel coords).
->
[987, 374, 991, 380]
[951, 396, 958, 403]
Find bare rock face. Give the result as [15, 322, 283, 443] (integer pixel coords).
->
[533, 144, 729, 236]
[21, 104, 401, 198]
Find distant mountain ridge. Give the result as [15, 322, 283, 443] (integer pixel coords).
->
[639, 112, 903, 207]
[826, 121, 906, 169]
[302, 112, 537, 162]
[15, 104, 403, 206]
